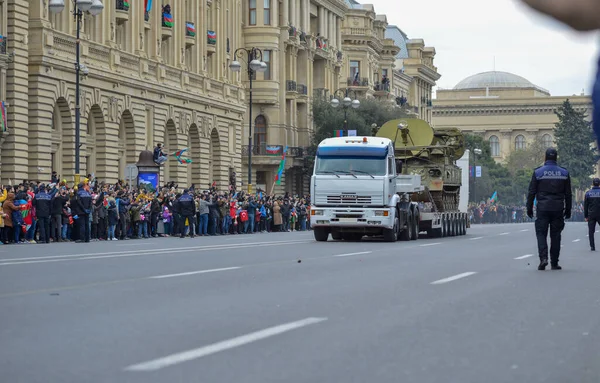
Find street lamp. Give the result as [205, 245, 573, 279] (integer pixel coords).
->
[229, 47, 267, 193]
[330, 88, 360, 131]
[49, 0, 104, 185]
[473, 148, 482, 204]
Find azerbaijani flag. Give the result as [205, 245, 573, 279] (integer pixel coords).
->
[207, 30, 216, 44]
[490, 191, 498, 203]
[123, 0, 130, 9]
[186, 22, 196, 36]
[274, 146, 288, 185]
[265, 146, 280, 155]
[163, 11, 173, 27]
[0, 101, 6, 132]
[334, 130, 343, 137]
[145, 0, 153, 12]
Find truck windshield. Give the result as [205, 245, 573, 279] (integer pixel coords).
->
[315, 156, 386, 176]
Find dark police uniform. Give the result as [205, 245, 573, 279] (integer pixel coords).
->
[177, 189, 196, 238]
[526, 148, 572, 270]
[33, 185, 53, 243]
[75, 186, 93, 242]
[584, 178, 600, 251]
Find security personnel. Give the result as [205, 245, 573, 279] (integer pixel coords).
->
[33, 184, 53, 243]
[177, 189, 196, 238]
[584, 178, 600, 250]
[75, 182, 93, 243]
[526, 147, 572, 270]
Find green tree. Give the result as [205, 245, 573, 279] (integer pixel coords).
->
[504, 134, 546, 174]
[553, 99, 597, 190]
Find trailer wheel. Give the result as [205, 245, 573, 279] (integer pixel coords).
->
[460, 214, 466, 235]
[450, 215, 456, 237]
[383, 213, 399, 242]
[313, 227, 329, 242]
[441, 215, 447, 237]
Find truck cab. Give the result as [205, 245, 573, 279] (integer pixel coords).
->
[310, 136, 421, 242]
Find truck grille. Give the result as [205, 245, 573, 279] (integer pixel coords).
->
[327, 195, 372, 204]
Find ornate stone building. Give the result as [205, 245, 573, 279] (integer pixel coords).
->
[432, 71, 593, 162]
[241, 0, 347, 194]
[385, 25, 440, 123]
[1, 0, 246, 189]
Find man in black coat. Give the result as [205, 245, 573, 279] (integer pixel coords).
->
[526, 148, 572, 270]
[177, 189, 196, 238]
[33, 184, 52, 243]
[584, 178, 600, 251]
[74, 183, 93, 243]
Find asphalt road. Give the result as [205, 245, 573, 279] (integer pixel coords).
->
[1, 222, 600, 383]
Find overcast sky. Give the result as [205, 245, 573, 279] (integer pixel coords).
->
[373, 0, 599, 97]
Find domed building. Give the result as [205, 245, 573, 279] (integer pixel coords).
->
[432, 71, 592, 162]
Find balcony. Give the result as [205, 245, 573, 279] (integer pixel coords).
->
[0, 35, 6, 55]
[297, 84, 307, 95]
[374, 82, 390, 96]
[144, 11, 150, 22]
[347, 77, 369, 87]
[162, 8, 173, 39]
[116, 0, 130, 22]
[185, 22, 196, 46]
[286, 80, 297, 93]
[207, 30, 216, 54]
[242, 144, 304, 158]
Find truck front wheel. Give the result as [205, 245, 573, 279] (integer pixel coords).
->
[383, 214, 399, 242]
[314, 227, 329, 242]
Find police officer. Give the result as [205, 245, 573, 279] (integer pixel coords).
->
[526, 147, 572, 270]
[177, 189, 196, 238]
[33, 184, 53, 243]
[75, 182, 93, 243]
[584, 178, 600, 251]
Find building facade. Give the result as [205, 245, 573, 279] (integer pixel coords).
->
[1, 0, 246, 190]
[240, 0, 347, 194]
[385, 25, 440, 124]
[432, 71, 593, 162]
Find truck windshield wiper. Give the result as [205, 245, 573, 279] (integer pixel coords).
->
[335, 170, 357, 178]
[350, 170, 375, 179]
[319, 170, 341, 178]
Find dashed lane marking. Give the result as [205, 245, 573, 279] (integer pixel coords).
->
[124, 317, 328, 372]
[469, 237, 483, 241]
[499, 232, 510, 236]
[419, 243, 441, 247]
[333, 251, 372, 257]
[431, 272, 477, 285]
[514, 254, 534, 260]
[520, 229, 529, 232]
[148, 267, 242, 279]
[573, 239, 581, 242]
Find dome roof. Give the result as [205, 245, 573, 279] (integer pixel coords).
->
[453, 71, 549, 93]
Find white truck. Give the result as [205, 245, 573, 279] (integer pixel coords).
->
[310, 134, 469, 242]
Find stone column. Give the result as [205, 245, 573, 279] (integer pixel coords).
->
[2, 0, 29, 182]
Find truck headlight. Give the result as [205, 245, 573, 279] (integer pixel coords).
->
[311, 210, 323, 216]
[374, 210, 389, 216]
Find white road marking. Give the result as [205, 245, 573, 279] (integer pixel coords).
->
[431, 272, 477, 285]
[499, 232, 510, 236]
[333, 251, 372, 257]
[148, 267, 241, 279]
[514, 254, 534, 260]
[520, 229, 529, 232]
[573, 239, 581, 243]
[124, 317, 328, 372]
[469, 237, 483, 240]
[419, 242, 441, 247]
[0, 240, 309, 266]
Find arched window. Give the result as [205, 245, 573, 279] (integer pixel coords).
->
[254, 115, 267, 153]
[489, 135, 500, 157]
[542, 134, 553, 148]
[515, 135, 526, 150]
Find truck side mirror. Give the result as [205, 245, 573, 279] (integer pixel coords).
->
[395, 159, 403, 174]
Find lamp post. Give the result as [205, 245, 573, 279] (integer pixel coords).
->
[229, 47, 267, 193]
[49, 0, 104, 185]
[330, 88, 360, 131]
[473, 148, 482, 204]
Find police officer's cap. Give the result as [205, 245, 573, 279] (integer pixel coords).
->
[594, 178, 600, 187]
[545, 147, 558, 161]
[183, 188, 189, 193]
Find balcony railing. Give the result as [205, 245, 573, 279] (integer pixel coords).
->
[374, 82, 390, 92]
[162, 10, 173, 28]
[286, 80, 297, 92]
[347, 77, 369, 87]
[242, 144, 304, 157]
[297, 84, 307, 95]
[288, 25, 298, 38]
[0, 35, 6, 55]
[207, 30, 216, 45]
[116, 0, 130, 11]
